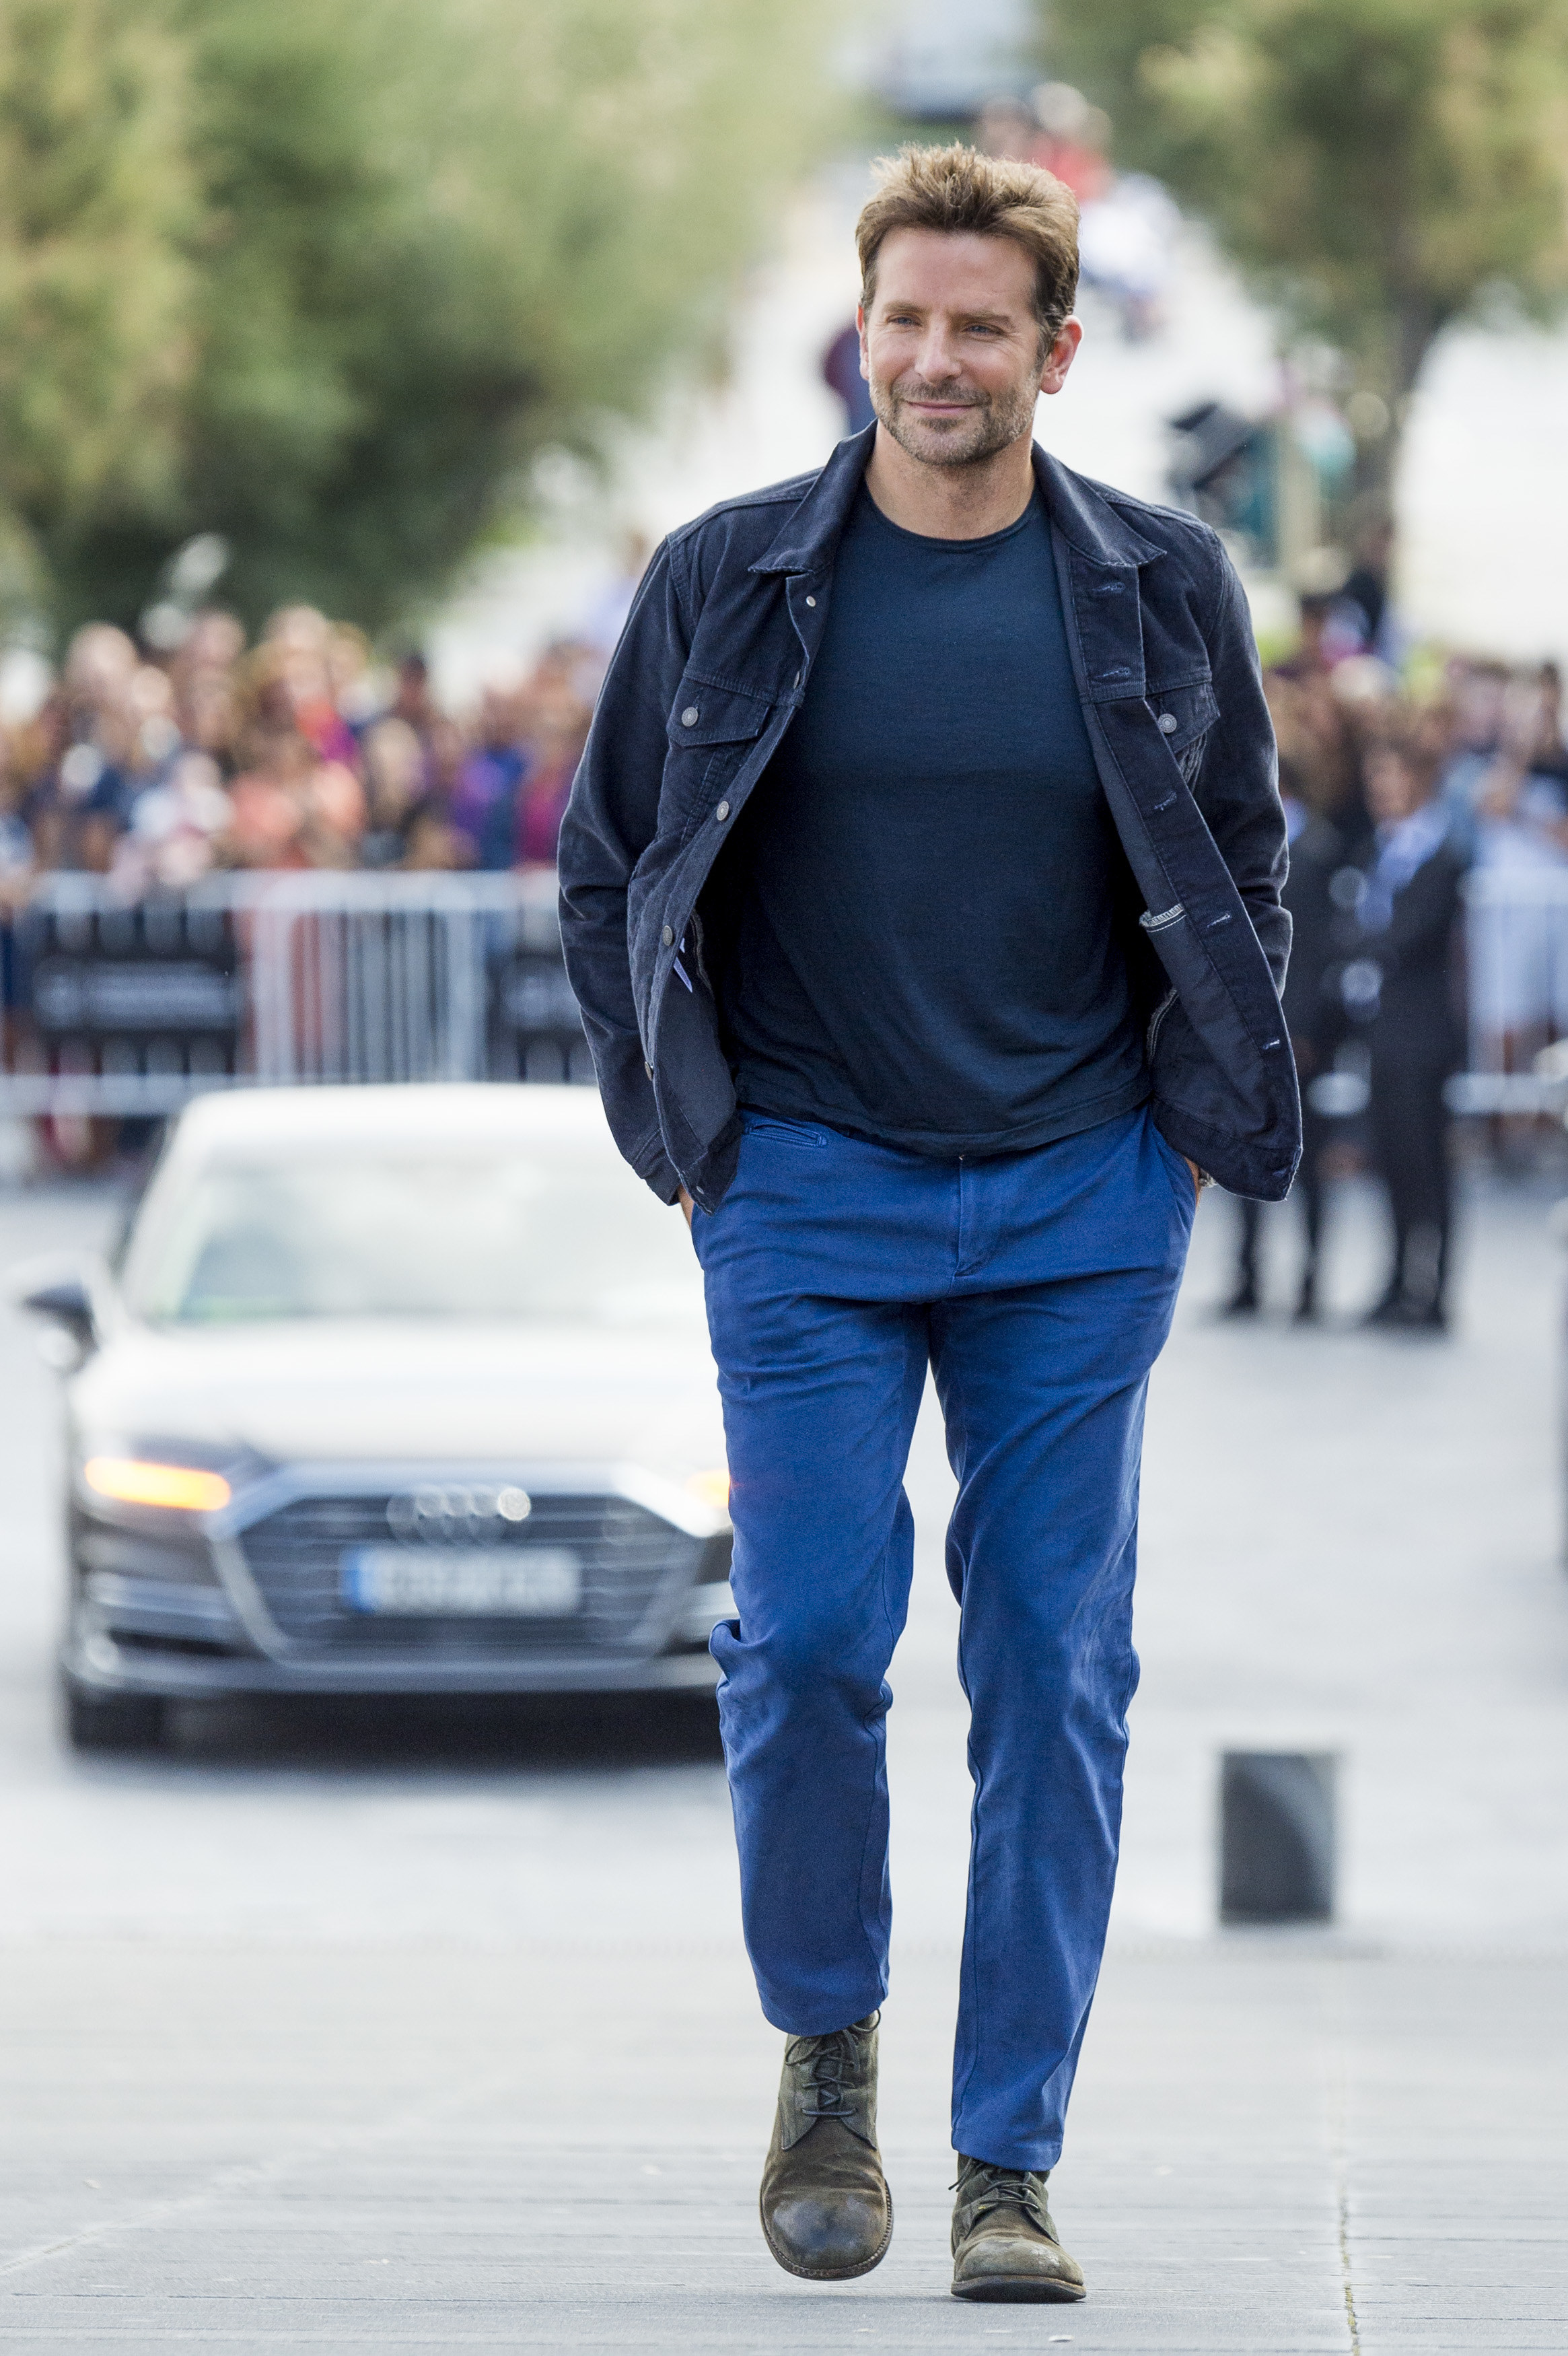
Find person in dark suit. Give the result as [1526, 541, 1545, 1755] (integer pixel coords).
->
[1357, 714, 1468, 1330]
[1225, 763, 1345, 1319]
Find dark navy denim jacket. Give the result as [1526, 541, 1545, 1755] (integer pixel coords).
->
[558, 428, 1302, 1209]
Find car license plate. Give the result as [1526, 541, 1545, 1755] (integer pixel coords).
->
[341, 1546, 581, 1617]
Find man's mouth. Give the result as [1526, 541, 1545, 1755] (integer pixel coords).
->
[896, 389, 984, 415]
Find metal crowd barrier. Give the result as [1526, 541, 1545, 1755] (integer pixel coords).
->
[0, 870, 591, 1116]
[1283, 866, 1568, 1123]
[1450, 867, 1568, 1115]
[3, 864, 1568, 1121]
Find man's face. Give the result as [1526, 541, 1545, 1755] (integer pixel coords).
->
[1365, 749, 1427, 826]
[858, 228, 1077, 471]
[1454, 668, 1506, 751]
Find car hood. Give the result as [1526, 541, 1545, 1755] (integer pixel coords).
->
[67, 1317, 726, 1474]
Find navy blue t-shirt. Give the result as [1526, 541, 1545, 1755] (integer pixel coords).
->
[709, 484, 1147, 1158]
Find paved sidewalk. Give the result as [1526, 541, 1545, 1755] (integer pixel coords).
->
[1, 1935, 1564, 2351]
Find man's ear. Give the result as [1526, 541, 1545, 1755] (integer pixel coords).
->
[1038, 316, 1083, 399]
[857, 302, 869, 382]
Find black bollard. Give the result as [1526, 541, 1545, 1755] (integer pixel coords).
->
[1219, 1751, 1337, 1924]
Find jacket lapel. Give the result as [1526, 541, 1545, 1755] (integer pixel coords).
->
[750, 425, 876, 578]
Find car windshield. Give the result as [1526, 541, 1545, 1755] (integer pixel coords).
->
[120, 1147, 705, 1327]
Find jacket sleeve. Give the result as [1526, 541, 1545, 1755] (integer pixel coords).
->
[557, 543, 690, 1202]
[1192, 546, 1291, 996]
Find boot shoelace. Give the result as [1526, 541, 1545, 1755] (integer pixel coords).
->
[956, 2165, 1054, 2237]
[788, 2028, 862, 2120]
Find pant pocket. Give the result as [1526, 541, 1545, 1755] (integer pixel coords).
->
[738, 1115, 831, 1150]
[1149, 1121, 1199, 1216]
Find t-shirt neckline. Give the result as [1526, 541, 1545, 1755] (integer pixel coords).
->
[859, 483, 1042, 555]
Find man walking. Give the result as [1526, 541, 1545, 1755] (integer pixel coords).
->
[559, 144, 1297, 2301]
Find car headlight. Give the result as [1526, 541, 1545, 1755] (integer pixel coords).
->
[683, 1467, 730, 1515]
[82, 1457, 232, 1513]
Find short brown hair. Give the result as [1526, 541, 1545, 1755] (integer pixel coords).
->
[856, 143, 1080, 346]
[1364, 703, 1445, 789]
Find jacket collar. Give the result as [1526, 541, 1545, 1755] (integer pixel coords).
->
[751, 425, 1165, 577]
[1032, 445, 1164, 569]
[750, 425, 875, 576]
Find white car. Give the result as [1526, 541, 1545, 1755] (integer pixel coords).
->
[20, 1085, 732, 1750]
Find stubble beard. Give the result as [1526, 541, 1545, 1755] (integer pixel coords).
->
[869, 372, 1038, 470]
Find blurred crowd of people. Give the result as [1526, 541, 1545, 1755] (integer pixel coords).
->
[1232, 619, 1568, 1333]
[3, 506, 1566, 1345]
[0, 604, 617, 903]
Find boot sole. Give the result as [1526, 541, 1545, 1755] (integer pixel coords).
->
[950, 2273, 1085, 2303]
[761, 2191, 893, 2282]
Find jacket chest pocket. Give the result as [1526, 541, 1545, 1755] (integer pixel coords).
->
[1147, 679, 1219, 786]
[662, 677, 773, 841]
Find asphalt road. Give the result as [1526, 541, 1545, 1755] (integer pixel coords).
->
[1, 1164, 1566, 2350]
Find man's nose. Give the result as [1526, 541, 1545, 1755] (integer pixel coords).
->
[913, 325, 964, 380]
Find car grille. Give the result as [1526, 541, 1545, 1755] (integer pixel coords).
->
[236, 1490, 701, 1655]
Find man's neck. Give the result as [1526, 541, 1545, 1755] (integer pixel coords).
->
[862, 424, 1037, 541]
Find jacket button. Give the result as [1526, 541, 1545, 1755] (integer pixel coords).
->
[661, 925, 674, 945]
[715, 801, 729, 822]
[805, 595, 816, 608]
[1157, 712, 1178, 733]
[680, 705, 699, 726]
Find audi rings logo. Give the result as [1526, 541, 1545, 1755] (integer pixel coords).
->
[386, 1484, 532, 1543]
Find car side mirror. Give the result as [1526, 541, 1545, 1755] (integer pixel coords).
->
[22, 1274, 96, 1343]
[9, 1256, 104, 1357]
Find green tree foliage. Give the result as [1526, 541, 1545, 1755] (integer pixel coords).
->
[0, 0, 832, 636]
[1047, 0, 1568, 487]
[0, 0, 196, 615]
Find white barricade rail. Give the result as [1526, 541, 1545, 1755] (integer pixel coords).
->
[0, 870, 593, 1115]
[1451, 867, 1568, 1116]
[5, 865, 1567, 1122]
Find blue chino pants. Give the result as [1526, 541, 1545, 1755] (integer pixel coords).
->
[692, 1103, 1195, 2170]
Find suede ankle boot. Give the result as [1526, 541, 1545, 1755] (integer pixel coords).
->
[758, 2013, 891, 2280]
[950, 2155, 1085, 2302]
